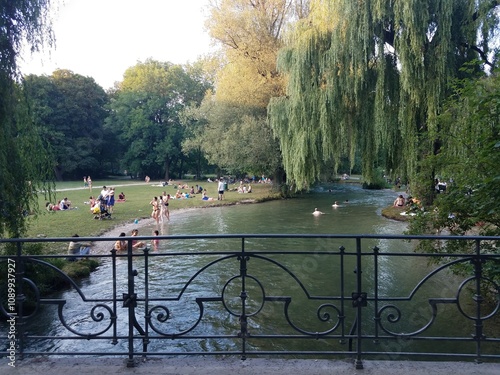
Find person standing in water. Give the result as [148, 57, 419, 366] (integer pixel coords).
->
[312, 208, 324, 216]
[152, 230, 159, 250]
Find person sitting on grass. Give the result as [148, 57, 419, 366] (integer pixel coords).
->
[67, 234, 92, 261]
[393, 194, 405, 207]
[201, 190, 214, 201]
[59, 198, 69, 210]
[91, 200, 101, 214]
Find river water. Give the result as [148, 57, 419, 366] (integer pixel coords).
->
[2, 183, 497, 358]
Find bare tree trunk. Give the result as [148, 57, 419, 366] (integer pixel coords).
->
[163, 159, 170, 181]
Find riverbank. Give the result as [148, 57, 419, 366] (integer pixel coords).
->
[14, 180, 281, 281]
[380, 205, 411, 221]
[28, 179, 280, 240]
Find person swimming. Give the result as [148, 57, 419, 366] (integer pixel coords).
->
[332, 201, 339, 207]
[312, 208, 324, 216]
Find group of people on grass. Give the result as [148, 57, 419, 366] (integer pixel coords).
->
[393, 194, 420, 209]
[46, 197, 74, 211]
[88, 186, 125, 215]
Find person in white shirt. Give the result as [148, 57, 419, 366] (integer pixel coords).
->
[217, 179, 225, 200]
[99, 186, 109, 200]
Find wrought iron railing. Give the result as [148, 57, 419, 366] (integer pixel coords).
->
[1, 234, 499, 369]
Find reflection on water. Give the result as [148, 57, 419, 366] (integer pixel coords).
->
[2, 184, 496, 358]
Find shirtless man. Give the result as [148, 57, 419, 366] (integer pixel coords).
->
[312, 208, 324, 216]
[393, 194, 405, 207]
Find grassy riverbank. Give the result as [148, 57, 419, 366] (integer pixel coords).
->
[27, 179, 280, 250]
[380, 205, 410, 221]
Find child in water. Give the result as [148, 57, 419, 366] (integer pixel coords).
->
[152, 230, 159, 250]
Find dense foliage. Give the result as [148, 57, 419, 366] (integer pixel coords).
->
[268, 0, 500, 190]
[0, 0, 54, 237]
[408, 69, 500, 237]
[407, 69, 500, 291]
[198, 0, 309, 184]
[24, 70, 108, 180]
[105, 60, 212, 180]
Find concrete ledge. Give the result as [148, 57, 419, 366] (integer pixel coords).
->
[1, 357, 499, 375]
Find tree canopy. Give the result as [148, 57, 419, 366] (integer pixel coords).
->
[190, 0, 309, 182]
[409, 68, 500, 237]
[0, 0, 54, 237]
[24, 69, 108, 180]
[182, 92, 282, 177]
[105, 59, 212, 180]
[406, 68, 500, 290]
[268, 0, 500, 191]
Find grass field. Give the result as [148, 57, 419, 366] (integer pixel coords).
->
[28, 178, 279, 243]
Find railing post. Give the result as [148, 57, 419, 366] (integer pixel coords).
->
[352, 237, 366, 370]
[110, 247, 118, 345]
[124, 239, 137, 367]
[473, 239, 484, 364]
[372, 246, 380, 344]
[339, 245, 346, 343]
[15, 241, 26, 360]
[239, 236, 248, 360]
[142, 246, 150, 357]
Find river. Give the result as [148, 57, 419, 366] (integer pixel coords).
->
[2, 183, 497, 358]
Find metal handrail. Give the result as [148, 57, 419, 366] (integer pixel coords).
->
[1, 233, 499, 369]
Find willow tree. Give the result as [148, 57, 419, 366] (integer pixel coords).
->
[269, 0, 499, 192]
[0, 0, 55, 237]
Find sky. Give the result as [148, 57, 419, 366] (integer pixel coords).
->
[19, 0, 214, 90]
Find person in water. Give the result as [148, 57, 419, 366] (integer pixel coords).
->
[131, 229, 147, 249]
[312, 208, 324, 216]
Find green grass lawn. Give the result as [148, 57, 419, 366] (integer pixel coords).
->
[28, 179, 279, 242]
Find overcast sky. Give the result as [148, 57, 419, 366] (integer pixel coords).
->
[19, 0, 213, 89]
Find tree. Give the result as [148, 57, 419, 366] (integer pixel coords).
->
[409, 69, 500, 237]
[24, 70, 108, 180]
[105, 60, 210, 180]
[198, 0, 307, 183]
[407, 69, 500, 296]
[0, 0, 54, 237]
[268, 0, 500, 191]
[182, 93, 282, 178]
